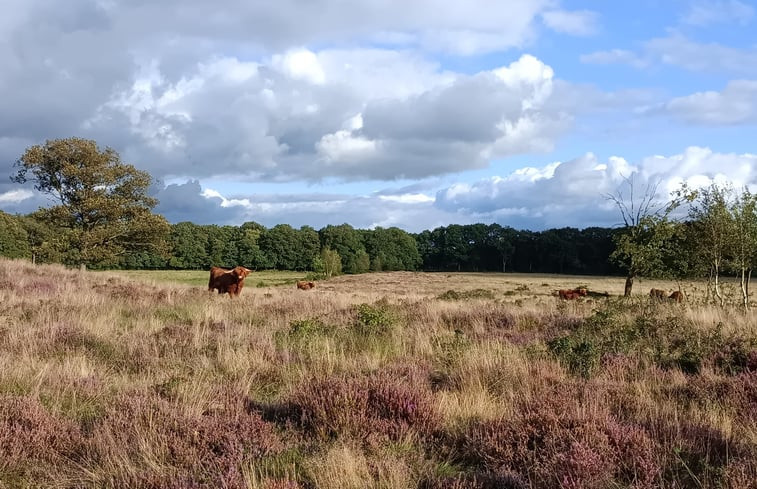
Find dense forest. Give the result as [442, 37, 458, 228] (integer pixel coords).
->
[0, 213, 621, 276]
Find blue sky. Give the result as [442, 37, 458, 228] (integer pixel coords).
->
[1, 0, 756, 231]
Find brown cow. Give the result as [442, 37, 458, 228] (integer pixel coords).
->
[668, 290, 684, 303]
[557, 287, 588, 300]
[296, 280, 316, 290]
[558, 289, 582, 300]
[208, 266, 252, 297]
[649, 288, 667, 300]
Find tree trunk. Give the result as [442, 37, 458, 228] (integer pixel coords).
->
[624, 274, 634, 297]
[502, 256, 507, 273]
[748, 269, 752, 310]
[714, 264, 724, 307]
[740, 267, 751, 311]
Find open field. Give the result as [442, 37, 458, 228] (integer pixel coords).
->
[107, 268, 751, 307]
[101, 269, 306, 288]
[1, 258, 756, 488]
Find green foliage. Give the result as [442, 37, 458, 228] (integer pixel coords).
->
[320, 247, 342, 278]
[354, 300, 397, 335]
[548, 300, 757, 377]
[288, 318, 328, 340]
[353, 249, 370, 274]
[362, 226, 422, 271]
[296, 226, 321, 271]
[0, 211, 30, 259]
[261, 224, 300, 270]
[12, 138, 169, 267]
[610, 215, 680, 280]
[548, 335, 601, 378]
[318, 224, 365, 274]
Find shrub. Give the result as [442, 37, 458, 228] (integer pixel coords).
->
[437, 289, 496, 301]
[85, 391, 282, 488]
[288, 318, 328, 339]
[354, 300, 397, 335]
[451, 393, 662, 489]
[548, 301, 757, 377]
[287, 370, 440, 443]
[0, 395, 84, 481]
[548, 335, 601, 378]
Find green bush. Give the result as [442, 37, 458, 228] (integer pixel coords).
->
[288, 318, 328, 339]
[548, 301, 757, 378]
[547, 335, 601, 378]
[355, 301, 397, 335]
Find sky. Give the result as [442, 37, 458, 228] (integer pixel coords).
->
[1, 0, 756, 232]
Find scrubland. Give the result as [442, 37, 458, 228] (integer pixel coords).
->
[0, 259, 755, 488]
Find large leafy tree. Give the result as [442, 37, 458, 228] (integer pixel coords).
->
[319, 224, 366, 274]
[261, 224, 300, 270]
[685, 183, 735, 306]
[12, 137, 170, 268]
[237, 221, 270, 269]
[607, 177, 682, 297]
[486, 224, 517, 273]
[296, 226, 321, 271]
[168, 222, 210, 269]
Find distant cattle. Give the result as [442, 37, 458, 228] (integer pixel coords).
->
[296, 280, 316, 290]
[669, 290, 684, 303]
[558, 288, 587, 300]
[649, 288, 667, 300]
[208, 266, 252, 297]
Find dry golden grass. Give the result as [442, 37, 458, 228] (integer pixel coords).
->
[1, 258, 755, 488]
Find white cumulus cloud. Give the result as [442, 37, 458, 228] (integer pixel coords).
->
[435, 147, 757, 229]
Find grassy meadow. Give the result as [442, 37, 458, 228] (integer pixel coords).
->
[97, 269, 306, 288]
[1, 258, 756, 488]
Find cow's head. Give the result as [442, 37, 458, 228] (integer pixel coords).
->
[232, 266, 252, 280]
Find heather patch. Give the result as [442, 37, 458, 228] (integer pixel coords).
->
[450, 398, 662, 488]
[82, 391, 282, 488]
[0, 395, 85, 483]
[287, 370, 440, 444]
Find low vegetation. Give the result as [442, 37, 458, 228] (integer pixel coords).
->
[1, 259, 755, 488]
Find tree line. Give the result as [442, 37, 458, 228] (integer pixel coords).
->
[2, 137, 757, 307]
[0, 210, 620, 276]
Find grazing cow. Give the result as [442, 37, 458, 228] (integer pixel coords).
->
[669, 290, 684, 303]
[649, 288, 667, 300]
[558, 287, 589, 300]
[208, 266, 252, 297]
[558, 289, 581, 300]
[296, 280, 316, 290]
